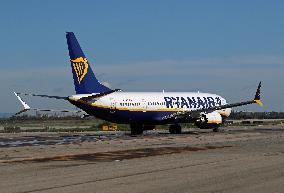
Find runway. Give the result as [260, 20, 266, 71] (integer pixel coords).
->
[0, 127, 284, 193]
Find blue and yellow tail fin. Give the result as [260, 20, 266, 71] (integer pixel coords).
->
[66, 32, 111, 94]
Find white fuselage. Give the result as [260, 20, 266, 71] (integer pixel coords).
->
[69, 91, 232, 124]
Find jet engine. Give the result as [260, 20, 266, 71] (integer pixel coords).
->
[195, 111, 222, 129]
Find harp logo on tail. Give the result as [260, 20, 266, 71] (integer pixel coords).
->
[71, 57, 89, 84]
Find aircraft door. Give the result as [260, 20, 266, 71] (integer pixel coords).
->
[110, 98, 116, 113]
[141, 99, 147, 112]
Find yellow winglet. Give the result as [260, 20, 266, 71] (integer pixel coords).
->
[254, 100, 263, 106]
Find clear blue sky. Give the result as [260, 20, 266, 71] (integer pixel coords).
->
[0, 0, 284, 112]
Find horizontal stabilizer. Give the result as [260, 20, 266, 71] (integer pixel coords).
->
[79, 89, 122, 102]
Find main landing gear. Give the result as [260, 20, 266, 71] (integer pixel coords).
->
[130, 124, 183, 135]
[130, 124, 143, 135]
[130, 124, 156, 135]
[169, 124, 182, 134]
[213, 127, 220, 132]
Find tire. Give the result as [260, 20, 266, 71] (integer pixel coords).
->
[169, 124, 182, 134]
[130, 124, 143, 135]
[213, 128, 219, 132]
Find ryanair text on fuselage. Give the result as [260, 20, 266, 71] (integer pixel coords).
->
[164, 96, 222, 109]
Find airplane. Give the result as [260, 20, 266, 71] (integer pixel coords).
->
[14, 32, 263, 135]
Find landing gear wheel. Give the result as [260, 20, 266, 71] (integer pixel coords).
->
[213, 128, 219, 132]
[130, 124, 143, 135]
[169, 124, 182, 134]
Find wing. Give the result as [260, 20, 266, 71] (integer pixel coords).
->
[13, 89, 122, 116]
[13, 92, 85, 116]
[17, 89, 122, 102]
[162, 82, 263, 120]
[16, 93, 68, 100]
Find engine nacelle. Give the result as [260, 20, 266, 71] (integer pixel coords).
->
[195, 111, 222, 129]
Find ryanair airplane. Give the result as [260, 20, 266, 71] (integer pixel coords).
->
[14, 32, 263, 135]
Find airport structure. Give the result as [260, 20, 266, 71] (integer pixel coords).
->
[14, 32, 263, 135]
